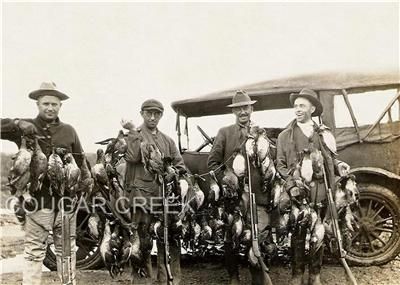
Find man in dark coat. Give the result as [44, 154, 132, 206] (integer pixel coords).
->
[122, 99, 186, 285]
[1, 82, 92, 285]
[276, 88, 350, 285]
[208, 90, 271, 285]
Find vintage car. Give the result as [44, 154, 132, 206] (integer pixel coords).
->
[44, 72, 400, 270]
[170, 71, 400, 266]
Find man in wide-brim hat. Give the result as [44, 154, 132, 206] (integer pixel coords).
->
[208, 90, 273, 285]
[1, 82, 92, 285]
[276, 88, 350, 285]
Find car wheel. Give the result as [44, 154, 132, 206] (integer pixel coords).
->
[345, 183, 400, 266]
[43, 207, 105, 271]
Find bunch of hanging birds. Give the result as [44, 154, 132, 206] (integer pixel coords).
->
[149, 174, 206, 251]
[99, 218, 149, 279]
[325, 174, 359, 247]
[245, 126, 277, 189]
[92, 130, 128, 201]
[7, 136, 84, 199]
[280, 145, 359, 255]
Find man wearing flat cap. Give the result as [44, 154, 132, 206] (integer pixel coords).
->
[121, 99, 187, 284]
[208, 90, 273, 285]
[1, 82, 92, 285]
[276, 88, 350, 285]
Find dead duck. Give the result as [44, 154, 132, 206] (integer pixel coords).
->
[92, 149, 109, 189]
[8, 136, 32, 194]
[47, 149, 65, 196]
[29, 137, 47, 193]
[64, 153, 81, 196]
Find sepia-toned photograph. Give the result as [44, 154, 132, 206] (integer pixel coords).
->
[1, 1, 399, 285]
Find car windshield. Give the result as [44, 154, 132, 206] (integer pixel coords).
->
[180, 108, 295, 152]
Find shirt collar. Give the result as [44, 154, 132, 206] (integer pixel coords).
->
[140, 124, 158, 135]
[236, 120, 253, 129]
[296, 119, 314, 128]
[34, 116, 61, 128]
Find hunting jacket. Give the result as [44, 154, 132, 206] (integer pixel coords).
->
[124, 124, 186, 207]
[208, 123, 269, 205]
[1, 117, 86, 209]
[276, 119, 343, 203]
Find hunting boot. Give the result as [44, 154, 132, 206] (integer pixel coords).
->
[224, 242, 240, 284]
[308, 246, 324, 285]
[23, 259, 43, 285]
[308, 274, 322, 285]
[249, 264, 273, 285]
[290, 230, 306, 285]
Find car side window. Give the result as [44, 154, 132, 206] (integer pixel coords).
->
[334, 89, 399, 128]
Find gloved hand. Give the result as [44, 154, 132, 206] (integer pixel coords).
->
[15, 119, 38, 135]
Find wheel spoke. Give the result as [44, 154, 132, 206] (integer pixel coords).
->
[366, 200, 373, 217]
[356, 204, 365, 219]
[374, 216, 393, 225]
[370, 231, 387, 247]
[374, 227, 394, 234]
[77, 214, 90, 229]
[350, 230, 361, 243]
[366, 232, 377, 252]
[371, 205, 385, 220]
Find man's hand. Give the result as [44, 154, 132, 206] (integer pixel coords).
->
[337, 162, 350, 177]
[16, 120, 37, 135]
[120, 119, 135, 132]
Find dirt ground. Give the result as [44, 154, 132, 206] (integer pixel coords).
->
[1, 211, 400, 285]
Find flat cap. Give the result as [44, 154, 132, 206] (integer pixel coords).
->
[141, 99, 164, 112]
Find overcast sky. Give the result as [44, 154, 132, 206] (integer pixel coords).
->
[2, 2, 399, 153]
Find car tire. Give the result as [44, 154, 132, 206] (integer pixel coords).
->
[43, 208, 105, 271]
[345, 183, 400, 266]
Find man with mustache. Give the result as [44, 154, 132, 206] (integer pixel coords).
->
[1, 82, 92, 285]
[121, 99, 187, 284]
[276, 88, 350, 285]
[208, 90, 271, 285]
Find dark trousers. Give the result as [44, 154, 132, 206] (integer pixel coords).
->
[291, 224, 324, 278]
[224, 205, 271, 285]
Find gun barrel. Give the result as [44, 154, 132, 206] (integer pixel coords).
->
[61, 203, 73, 285]
[162, 179, 174, 283]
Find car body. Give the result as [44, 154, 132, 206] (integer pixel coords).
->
[171, 71, 400, 266]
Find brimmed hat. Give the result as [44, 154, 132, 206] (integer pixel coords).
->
[141, 99, 164, 112]
[289, 88, 323, 117]
[227, 90, 257, 108]
[28, 82, 69, 101]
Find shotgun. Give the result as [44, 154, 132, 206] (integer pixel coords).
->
[245, 152, 273, 285]
[161, 179, 174, 285]
[60, 184, 73, 285]
[319, 136, 358, 285]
